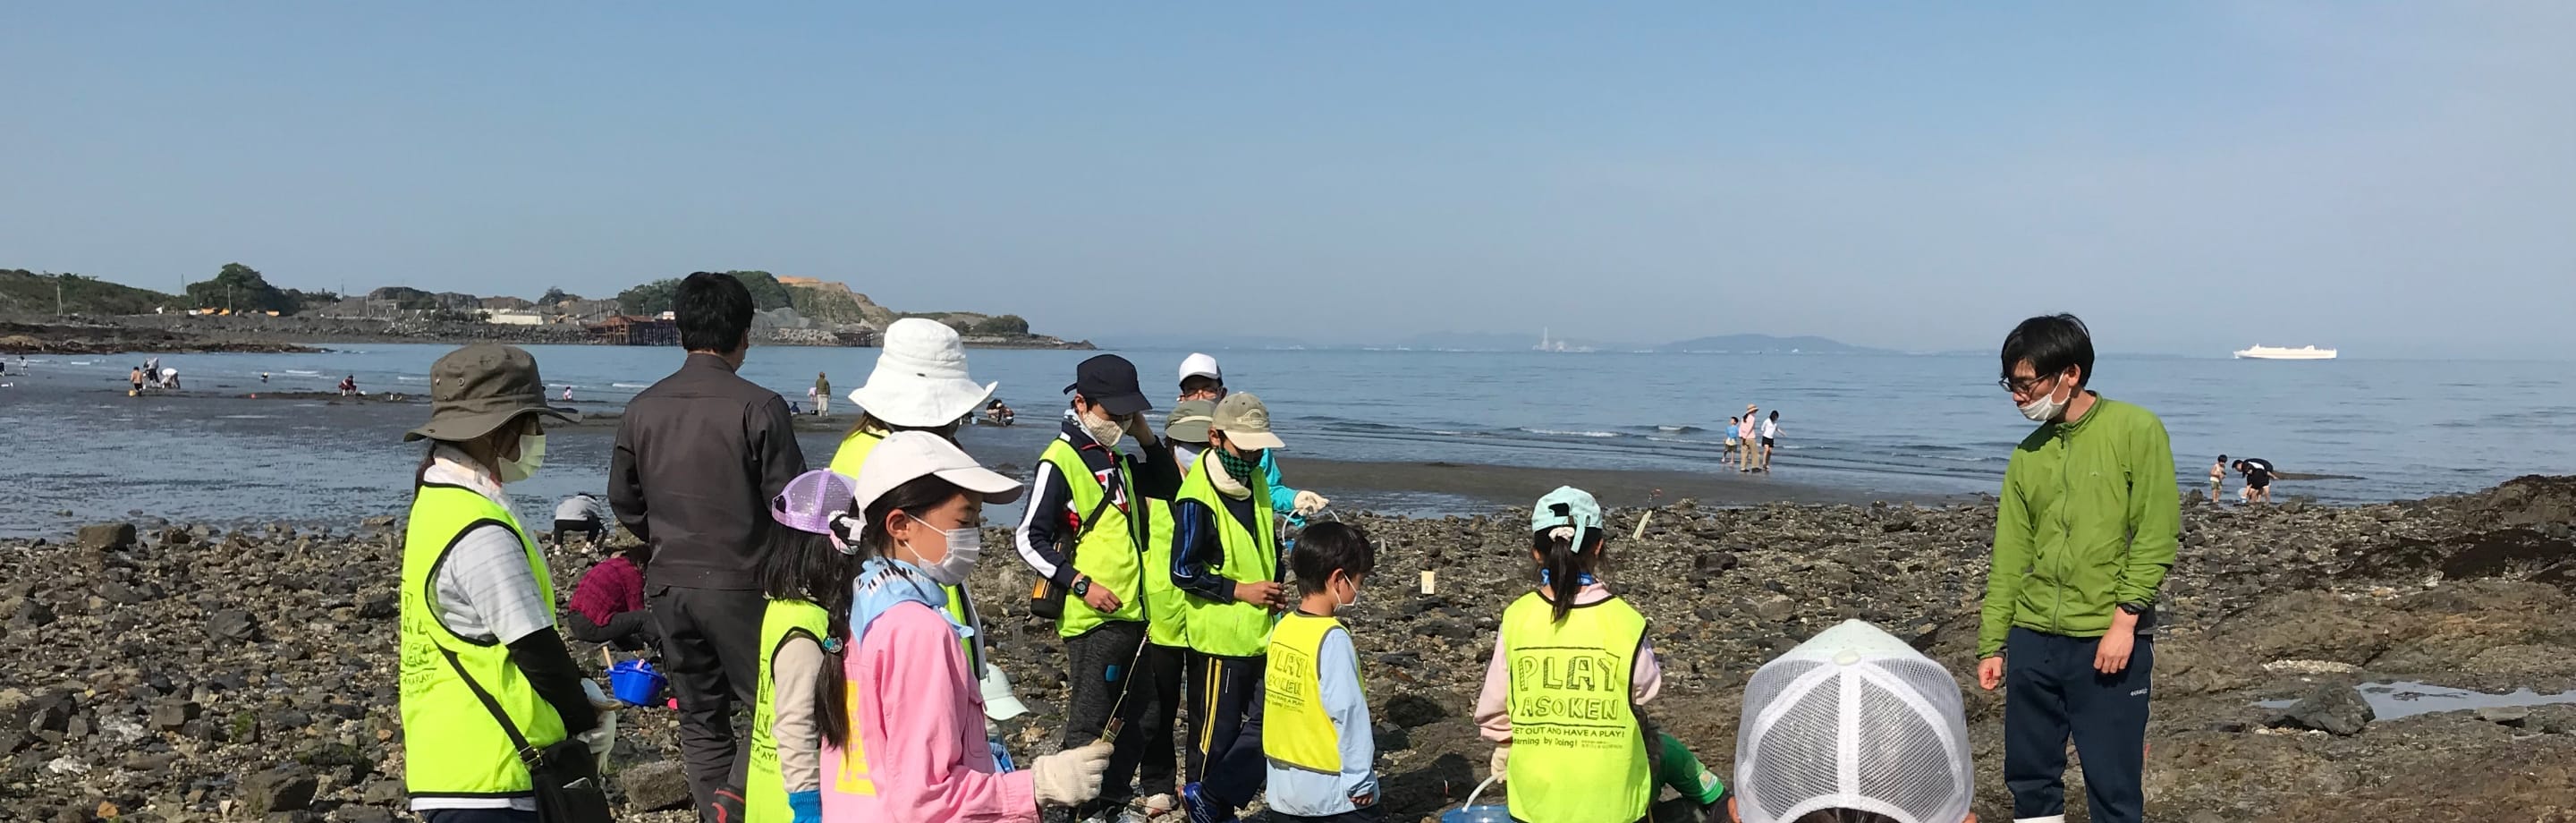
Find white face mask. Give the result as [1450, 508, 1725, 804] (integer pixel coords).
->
[1082, 410, 1127, 450]
[499, 433, 546, 483]
[900, 513, 982, 586]
[1336, 575, 1361, 610]
[2017, 376, 2072, 422]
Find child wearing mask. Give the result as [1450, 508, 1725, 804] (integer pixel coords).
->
[815, 432, 1115, 823]
[1262, 522, 1382, 823]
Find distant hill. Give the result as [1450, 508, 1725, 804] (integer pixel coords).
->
[1089, 334, 1317, 351]
[0, 269, 179, 316]
[1657, 334, 1883, 354]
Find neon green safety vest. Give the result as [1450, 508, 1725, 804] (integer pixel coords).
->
[1140, 496, 1188, 648]
[1041, 439, 1147, 638]
[1263, 612, 1350, 773]
[833, 430, 982, 673]
[746, 598, 830, 823]
[1499, 591, 1653, 823]
[1177, 450, 1277, 658]
[399, 484, 564, 799]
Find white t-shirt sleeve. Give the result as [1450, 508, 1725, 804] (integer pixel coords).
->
[433, 523, 556, 645]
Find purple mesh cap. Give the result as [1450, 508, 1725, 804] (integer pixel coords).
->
[771, 469, 861, 535]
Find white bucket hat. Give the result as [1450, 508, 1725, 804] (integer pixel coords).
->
[846, 318, 998, 428]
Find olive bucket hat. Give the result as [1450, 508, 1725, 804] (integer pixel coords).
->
[402, 344, 580, 442]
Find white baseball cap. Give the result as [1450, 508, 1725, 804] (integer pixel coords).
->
[979, 664, 1030, 721]
[1733, 620, 1973, 823]
[847, 318, 998, 428]
[849, 431, 1025, 517]
[1179, 352, 1223, 385]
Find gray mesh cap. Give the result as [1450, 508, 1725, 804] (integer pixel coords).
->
[1733, 620, 1973, 823]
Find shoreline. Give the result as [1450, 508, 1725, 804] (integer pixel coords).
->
[0, 314, 1096, 353]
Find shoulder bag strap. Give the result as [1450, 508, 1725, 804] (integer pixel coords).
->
[441, 647, 538, 761]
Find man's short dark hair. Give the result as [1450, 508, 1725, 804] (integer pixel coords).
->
[1181, 375, 1223, 395]
[2000, 313, 2095, 387]
[676, 271, 755, 353]
[1290, 522, 1377, 596]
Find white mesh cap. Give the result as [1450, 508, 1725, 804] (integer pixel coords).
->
[1733, 620, 1973, 823]
[771, 469, 861, 536]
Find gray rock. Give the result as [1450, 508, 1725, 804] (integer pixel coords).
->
[79, 522, 137, 550]
[2267, 683, 2375, 735]
[330, 807, 394, 823]
[149, 699, 200, 732]
[617, 759, 696, 811]
[21, 691, 75, 734]
[241, 764, 319, 813]
[2476, 705, 2530, 727]
[1752, 595, 1795, 624]
[208, 609, 258, 642]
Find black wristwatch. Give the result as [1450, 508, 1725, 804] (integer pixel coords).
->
[2117, 602, 2148, 615]
[1071, 577, 1091, 597]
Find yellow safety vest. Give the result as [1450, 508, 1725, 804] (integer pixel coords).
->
[398, 484, 564, 799]
[1140, 496, 1189, 648]
[1499, 592, 1652, 823]
[1177, 450, 1277, 658]
[747, 598, 830, 823]
[1041, 440, 1147, 638]
[1263, 612, 1351, 773]
[833, 429, 981, 672]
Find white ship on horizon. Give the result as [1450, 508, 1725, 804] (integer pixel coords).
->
[2233, 344, 2337, 361]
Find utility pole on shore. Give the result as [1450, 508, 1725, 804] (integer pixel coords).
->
[55, 272, 64, 317]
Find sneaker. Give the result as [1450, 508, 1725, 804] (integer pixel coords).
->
[1182, 783, 1236, 823]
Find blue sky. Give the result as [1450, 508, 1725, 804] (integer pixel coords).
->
[5, 4, 2570, 356]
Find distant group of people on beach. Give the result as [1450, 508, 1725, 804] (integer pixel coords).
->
[2207, 454, 2279, 505]
[1724, 406, 1782, 472]
[391, 276, 2171, 823]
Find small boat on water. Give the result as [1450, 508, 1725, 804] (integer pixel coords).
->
[2234, 344, 2337, 361]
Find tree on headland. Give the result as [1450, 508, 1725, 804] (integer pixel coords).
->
[537, 287, 580, 306]
[185, 263, 298, 313]
[617, 271, 794, 316]
[972, 314, 1030, 336]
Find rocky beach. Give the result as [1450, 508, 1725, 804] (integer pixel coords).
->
[6, 479, 2575, 821]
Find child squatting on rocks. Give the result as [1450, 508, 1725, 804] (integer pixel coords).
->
[1476, 486, 1726, 823]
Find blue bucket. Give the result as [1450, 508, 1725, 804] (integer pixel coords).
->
[1440, 776, 1510, 823]
[607, 658, 666, 706]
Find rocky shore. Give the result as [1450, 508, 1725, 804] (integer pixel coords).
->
[6, 479, 2575, 821]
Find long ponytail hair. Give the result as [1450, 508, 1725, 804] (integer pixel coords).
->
[1531, 503, 1604, 624]
[815, 473, 970, 750]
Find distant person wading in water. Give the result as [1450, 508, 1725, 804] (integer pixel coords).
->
[1736, 405, 1760, 472]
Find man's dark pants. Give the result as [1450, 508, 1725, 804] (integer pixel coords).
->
[1137, 641, 1189, 800]
[649, 584, 767, 821]
[1183, 650, 1267, 811]
[1063, 620, 1153, 815]
[2004, 625, 2153, 823]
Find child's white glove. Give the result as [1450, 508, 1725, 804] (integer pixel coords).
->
[1292, 490, 1329, 516]
[1030, 741, 1114, 807]
[1489, 745, 1510, 779]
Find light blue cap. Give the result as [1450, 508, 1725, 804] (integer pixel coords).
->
[1530, 486, 1603, 537]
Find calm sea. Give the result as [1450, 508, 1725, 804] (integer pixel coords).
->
[4, 344, 2566, 537]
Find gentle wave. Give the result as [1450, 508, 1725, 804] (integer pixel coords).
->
[612, 382, 653, 389]
[286, 369, 322, 376]
[1519, 428, 1623, 438]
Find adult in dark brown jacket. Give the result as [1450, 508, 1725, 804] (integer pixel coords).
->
[609, 272, 809, 821]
